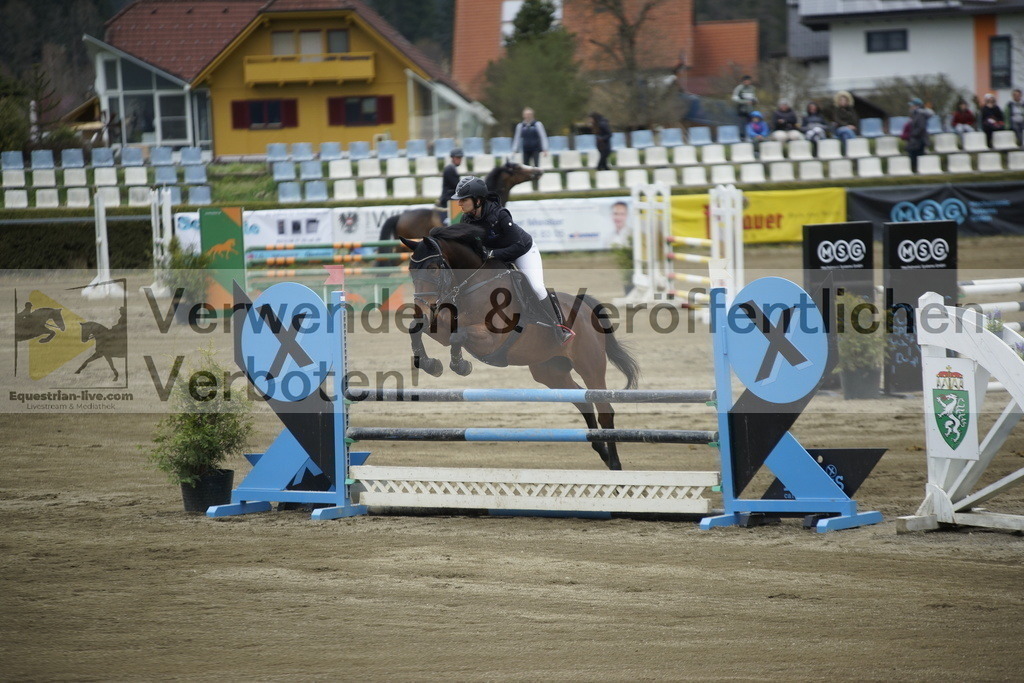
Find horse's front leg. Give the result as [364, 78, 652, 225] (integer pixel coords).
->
[409, 313, 443, 377]
[75, 352, 99, 375]
[447, 328, 473, 376]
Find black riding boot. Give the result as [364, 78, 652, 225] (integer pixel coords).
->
[546, 290, 574, 344]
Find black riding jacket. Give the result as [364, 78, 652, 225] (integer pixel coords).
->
[438, 162, 460, 206]
[462, 193, 533, 262]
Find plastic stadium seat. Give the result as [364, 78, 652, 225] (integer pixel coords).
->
[932, 133, 959, 154]
[643, 147, 668, 166]
[188, 185, 213, 205]
[124, 167, 148, 186]
[758, 141, 784, 162]
[816, 139, 842, 160]
[377, 139, 399, 159]
[266, 143, 289, 163]
[624, 168, 649, 186]
[93, 167, 118, 186]
[565, 170, 592, 190]
[991, 130, 1018, 151]
[2, 170, 25, 188]
[421, 176, 442, 198]
[1009, 151, 1024, 170]
[329, 159, 353, 179]
[31, 170, 56, 188]
[787, 140, 813, 160]
[96, 186, 121, 207]
[730, 143, 756, 163]
[63, 168, 87, 187]
[151, 147, 173, 166]
[272, 162, 296, 182]
[828, 159, 854, 179]
[320, 142, 343, 161]
[700, 144, 726, 165]
[798, 161, 823, 181]
[611, 132, 627, 150]
[65, 187, 90, 208]
[1, 151, 24, 170]
[687, 127, 712, 146]
[392, 176, 417, 199]
[348, 141, 371, 160]
[490, 137, 513, 156]
[432, 138, 455, 158]
[290, 143, 314, 162]
[860, 118, 884, 138]
[35, 188, 60, 208]
[61, 149, 85, 168]
[977, 152, 1003, 172]
[334, 179, 357, 200]
[680, 166, 707, 186]
[362, 177, 388, 199]
[557, 150, 583, 169]
[4, 189, 28, 208]
[917, 155, 943, 174]
[180, 147, 204, 165]
[278, 181, 301, 203]
[356, 158, 382, 177]
[165, 185, 183, 206]
[574, 134, 596, 151]
[405, 139, 428, 158]
[926, 116, 944, 135]
[121, 147, 144, 166]
[155, 166, 178, 185]
[857, 157, 883, 178]
[770, 161, 796, 183]
[128, 186, 152, 206]
[595, 170, 620, 189]
[672, 146, 698, 165]
[614, 148, 641, 167]
[463, 137, 485, 156]
[888, 116, 909, 136]
[887, 156, 912, 176]
[630, 129, 654, 149]
[660, 128, 684, 147]
[845, 138, 871, 159]
[414, 156, 439, 176]
[538, 173, 563, 193]
[386, 157, 411, 177]
[184, 165, 208, 184]
[650, 167, 677, 186]
[739, 163, 766, 184]
[304, 180, 328, 202]
[716, 125, 741, 145]
[471, 154, 495, 173]
[874, 137, 900, 157]
[947, 153, 973, 173]
[961, 132, 989, 153]
[548, 135, 569, 153]
[710, 165, 736, 184]
[299, 161, 323, 181]
[91, 148, 115, 167]
[30, 149, 55, 169]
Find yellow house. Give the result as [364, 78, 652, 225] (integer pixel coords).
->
[84, 0, 492, 156]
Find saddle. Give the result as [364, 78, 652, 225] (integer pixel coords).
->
[467, 263, 557, 368]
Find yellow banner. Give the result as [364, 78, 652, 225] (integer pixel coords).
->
[671, 187, 847, 243]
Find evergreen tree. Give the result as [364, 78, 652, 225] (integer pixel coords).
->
[505, 0, 556, 48]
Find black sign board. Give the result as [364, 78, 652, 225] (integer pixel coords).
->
[882, 221, 958, 393]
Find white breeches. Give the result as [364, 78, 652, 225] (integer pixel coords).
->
[514, 244, 547, 300]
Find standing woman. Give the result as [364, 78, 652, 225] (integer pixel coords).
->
[511, 107, 548, 167]
[450, 176, 574, 343]
[590, 112, 612, 171]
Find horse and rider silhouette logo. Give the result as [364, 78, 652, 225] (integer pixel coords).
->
[14, 290, 127, 383]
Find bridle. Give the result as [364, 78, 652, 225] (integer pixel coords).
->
[409, 236, 510, 320]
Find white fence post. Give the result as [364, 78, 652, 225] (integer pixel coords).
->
[82, 191, 125, 300]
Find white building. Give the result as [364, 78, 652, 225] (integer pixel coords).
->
[797, 0, 1024, 100]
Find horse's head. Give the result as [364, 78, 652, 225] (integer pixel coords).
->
[502, 159, 543, 183]
[49, 308, 66, 332]
[401, 236, 450, 309]
[79, 321, 96, 343]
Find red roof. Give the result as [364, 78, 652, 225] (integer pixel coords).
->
[102, 0, 459, 94]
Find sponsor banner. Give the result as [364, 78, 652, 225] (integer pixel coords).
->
[244, 209, 335, 247]
[671, 187, 846, 243]
[506, 196, 624, 250]
[848, 182, 1024, 236]
[199, 208, 245, 315]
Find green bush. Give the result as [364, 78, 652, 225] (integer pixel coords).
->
[0, 217, 152, 269]
[834, 292, 886, 372]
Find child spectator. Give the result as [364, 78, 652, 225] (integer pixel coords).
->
[745, 111, 770, 143]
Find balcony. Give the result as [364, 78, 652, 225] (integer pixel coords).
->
[244, 52, 375, 87]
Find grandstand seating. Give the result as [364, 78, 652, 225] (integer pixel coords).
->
[771, 162, 796, 182]
[377, 140, 399, 159]
[860, 118, 884, 138]
[630, 130, 654, 148]
[320, 142, 343, 161]
[349, 141, 372, 160]
[688, 127, 713, 146]
[660, 128, 684, 147]
[716, 126, 741, 145]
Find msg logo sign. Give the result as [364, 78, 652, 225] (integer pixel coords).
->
[890, 198, 968, 224]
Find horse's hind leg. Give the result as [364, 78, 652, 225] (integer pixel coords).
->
[571, 346, 623, 471]
[104, 354, 119, 382]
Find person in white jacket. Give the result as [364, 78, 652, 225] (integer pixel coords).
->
[511, 107, 548, 167]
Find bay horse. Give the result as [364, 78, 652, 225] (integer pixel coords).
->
[398, 226, 640, 470]
[75, 307, 127, 381]
[378, 160, 542, 244]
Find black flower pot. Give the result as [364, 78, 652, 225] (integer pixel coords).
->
[180, 469, 234, 514]
[841, 366, 880, 400]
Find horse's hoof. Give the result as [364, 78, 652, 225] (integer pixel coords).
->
[74, 369, 82, 375]
[450, 358, 473, 376]
[415, 356, 443, 377]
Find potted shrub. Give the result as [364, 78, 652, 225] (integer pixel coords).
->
[834, 291, 886, 400]
[147, 348, 253, 513]
[162, 237, 211, 323]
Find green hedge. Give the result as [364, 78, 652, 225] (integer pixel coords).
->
[0, 217, 152, 269]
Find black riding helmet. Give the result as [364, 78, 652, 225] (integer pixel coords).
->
[450, 176, 487, 201]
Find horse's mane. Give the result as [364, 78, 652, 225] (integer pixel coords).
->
[484, 164, 505, 190]
[427, 223, 487, 259]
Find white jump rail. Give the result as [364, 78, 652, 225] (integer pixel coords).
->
[897, 291, 1024, 533]
[81, 191, 125, 300]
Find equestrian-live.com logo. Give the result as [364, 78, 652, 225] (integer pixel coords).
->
[932, 365, 969, 450]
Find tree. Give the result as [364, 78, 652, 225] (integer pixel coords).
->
[871, 74, 965, 119]
[506, 0, 557, 48]
[482, 29, 590, 136]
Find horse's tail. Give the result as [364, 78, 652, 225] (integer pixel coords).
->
[578, 293, 641, 390]
[379, 214, 399, 242]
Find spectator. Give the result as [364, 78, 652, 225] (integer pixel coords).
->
[951, 99, 977, 134]
[832, 91, 859, 147]
[770, 99, 803, 141]
[731, 75, 758, 138]
[979, 93, 1005, 146]
[906, 97, 931, 173]
[511, 107, 548, 167]
[589, 112, 612, 171]
[745, 111, 770, 143]
[1006, 89, 1024, 145]
[802, 102, 829, 142]
[437, 147, 464, 223]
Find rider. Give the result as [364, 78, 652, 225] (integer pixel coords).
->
[450, 176, 573, 344]
[437, 147, 464, 225]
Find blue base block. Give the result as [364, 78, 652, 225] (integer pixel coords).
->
[207, 501, 273, 517]
[813, 510, 883, 532]
[310, 504, 368, 520]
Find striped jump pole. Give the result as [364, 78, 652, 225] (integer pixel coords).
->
[345, 387, 715, 403]
[251, 239, 404, 252]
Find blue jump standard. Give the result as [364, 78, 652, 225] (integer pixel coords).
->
[345, 388, 715, 404]
[346, 427, 718, 444]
